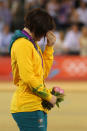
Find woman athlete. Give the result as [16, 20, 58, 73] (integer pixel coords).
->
[9, 8, 56, 131]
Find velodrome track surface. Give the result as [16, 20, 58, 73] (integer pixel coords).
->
[0, 81, 87, 131]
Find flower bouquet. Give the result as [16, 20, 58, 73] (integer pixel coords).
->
[42, 87, 64, 110]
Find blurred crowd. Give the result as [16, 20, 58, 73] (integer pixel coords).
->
[0, 0, 87, 56]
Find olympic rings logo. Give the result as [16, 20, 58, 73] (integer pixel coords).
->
[62, 59, 87, 76]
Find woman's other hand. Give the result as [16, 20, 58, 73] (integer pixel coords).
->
[49, 95, 57, 106]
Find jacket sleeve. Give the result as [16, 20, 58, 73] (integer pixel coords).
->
[42, 45, 54, 79]
[14, 39, 52, 101]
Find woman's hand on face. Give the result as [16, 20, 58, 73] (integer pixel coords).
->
[46, 31, 56, 46]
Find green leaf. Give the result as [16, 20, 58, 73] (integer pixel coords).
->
[56, 101, 60, 108]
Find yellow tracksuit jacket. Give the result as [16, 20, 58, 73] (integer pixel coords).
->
[10, 37, 54, 113]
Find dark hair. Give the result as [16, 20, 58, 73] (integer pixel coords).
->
[24, 8, 55, 38]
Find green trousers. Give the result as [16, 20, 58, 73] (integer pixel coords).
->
[12, 111, 47, 131]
